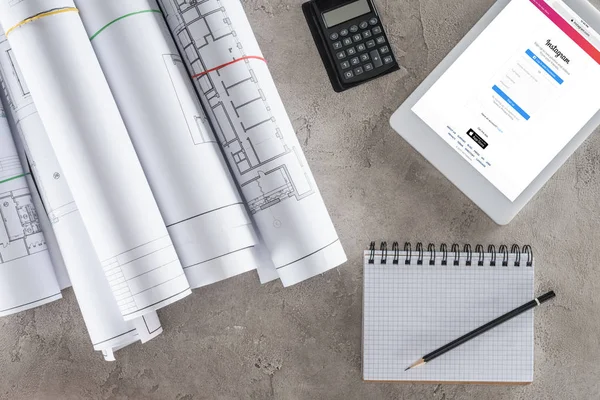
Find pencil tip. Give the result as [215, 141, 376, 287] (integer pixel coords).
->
[405, 358, 426, 371]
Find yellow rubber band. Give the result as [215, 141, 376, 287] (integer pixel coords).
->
[5, 7, 79, 36]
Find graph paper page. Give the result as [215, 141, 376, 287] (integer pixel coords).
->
[363, 252, 534, 383]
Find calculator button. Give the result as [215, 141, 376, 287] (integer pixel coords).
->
[333, 41, 343, 50]
[350, 57, 360, 66]
[354, 66, 364, 75]
[364, 63, 374, 71]
[330, 32, 339, 41]
[380, 45, 390, 54]
[362, 30, 372, 39]
[370, 50, 383, 67]
[353, 34, 362, 42]
[347, 47, 356, 56]
[360, 53, 370, 62]
[359, 21, 369, 29]
[369, 17, 378, 25]
[372, 26, 382, 35]
[343, 37, 353, 46]
[340, 61, 350, 69]
[376, 36, 386, 45]
[344, 70, 354, 80]
[383, 55, 394, 64]
[336, 51, 347, 59]
[349, 25, 359, 33]
[340, 29, 349, 36]
[366, 39, 376, 48]
[357, 43, 366, 52]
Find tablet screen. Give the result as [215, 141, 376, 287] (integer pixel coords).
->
[412, 0, 600, 201]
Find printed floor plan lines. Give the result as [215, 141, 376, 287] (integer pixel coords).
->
[159, 0, 316, 215]
[243, 164, 314, 214]
[101, 235, 186, 317]
[0, 155, 21, 178]
[7, 48, 29, 96]
[0, 187, 46, 264]
[162, 53, 215, 145]
[0, 66, 78, 226]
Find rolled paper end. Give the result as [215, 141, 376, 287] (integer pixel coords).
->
[102, 348, 116, 362]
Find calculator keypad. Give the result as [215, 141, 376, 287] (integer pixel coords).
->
[327, 18, 395, 83]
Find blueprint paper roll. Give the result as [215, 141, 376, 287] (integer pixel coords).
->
[0, 0, 191, 319]
[0, 101, 61, 317]
[76, 0, 261, 288]
[158, 0, 347, 285]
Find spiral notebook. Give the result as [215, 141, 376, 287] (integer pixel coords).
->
[363, 242, 535, 384]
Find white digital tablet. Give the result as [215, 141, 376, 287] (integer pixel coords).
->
[390, 0, 600, 224]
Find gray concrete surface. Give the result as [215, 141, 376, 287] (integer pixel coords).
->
[2, 0, 600, 398]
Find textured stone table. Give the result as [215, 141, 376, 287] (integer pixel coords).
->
[2, 0, 600, 398]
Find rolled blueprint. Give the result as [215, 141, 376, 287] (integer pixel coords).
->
[158, 0, 347, 285]
[0, 102, 61, 317]
[0, 0, 191, 319]
[76, 0, 260, 288]
[41, 213, 71, 290]
[0, 69, 162, 360]
[0, 40, 163, 359]
[24, 162, 71, 291]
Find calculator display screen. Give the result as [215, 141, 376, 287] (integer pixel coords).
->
[322, 0, 371, 28]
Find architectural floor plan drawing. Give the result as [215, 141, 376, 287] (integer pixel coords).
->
[0, 187, 46, 264]
[161, 0, 346, 285]
[159, 0, 316, 215]
[101, 235, 187, 318]
[6, 48, 29, 97]
[0, 47, 77, 227]
[162, 53, 215, 145]
[0, 154, 21, 178]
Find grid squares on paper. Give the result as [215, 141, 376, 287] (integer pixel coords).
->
[362, 250, 534, 382]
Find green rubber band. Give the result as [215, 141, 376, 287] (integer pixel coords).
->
[0, 172, 30, 185]
[89, 9, 161, 41]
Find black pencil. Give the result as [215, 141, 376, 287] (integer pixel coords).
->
[405, 290, 556, 371]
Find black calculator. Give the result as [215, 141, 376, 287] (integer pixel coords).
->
[303, 0, 399, 92]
